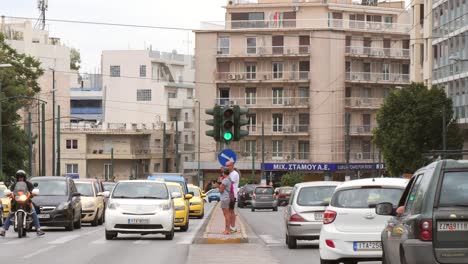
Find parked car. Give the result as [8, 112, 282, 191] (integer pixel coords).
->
[319, 177, 408, 264]
[102, 181, 116, 192]
[188, 184, 205, 218]
[251, 186, 277, 212]
[285, 181, 341, 249]
[104, 180, 174, 240]
[237, 184, 256, 208]
[206, 188, 220, 203]
[376, 159, 468, 264]
[165, 182, 191, 231]
[74, 180, 106, 226]
[0, 183, 10, 219]
[30, 176, 82, 231]
[276, 186, 293, 206]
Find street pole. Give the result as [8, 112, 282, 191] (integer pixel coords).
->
[345, 112, 351, 179]
[442, 105, 447, 159]
[41, 103, 46, 176]
[197, 101, 201, 187]
[28, 112, 32, 177]
[0, 81, 3, 177]
[52, 69, 56, 176]
[56, 105, 61, 176]
[175, 117, 179, 172]
[252, 150, 255, 184]
[37, 102, 41, 176]
[163, 122, 166, 172]
[261, 121, 265, 184]
[110, 148, 114, 181]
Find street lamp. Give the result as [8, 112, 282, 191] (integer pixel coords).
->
[0, 63, 12, 177]
[49, 67, 56, 176]
[194, 98, 201, 187]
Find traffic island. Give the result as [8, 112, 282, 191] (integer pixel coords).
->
[194, 202, 248, 244]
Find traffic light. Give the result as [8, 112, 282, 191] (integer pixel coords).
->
[234, 105, 249, 141]
[221, 106, 235, 143]
[205, 105, 221, 141]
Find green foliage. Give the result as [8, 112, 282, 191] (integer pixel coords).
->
[0, 33, 43, 176]
[239, 177, 251, 187]
[373, 83, 463, 175]
[70, 48, 81, 71]
[280, 172, 304, 187]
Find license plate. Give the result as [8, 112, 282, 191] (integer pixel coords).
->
[314, 212, 324, 221]
[438, 222, 468, 231]
[38, 214, 50, 219]
[128, 218, 149, 224]
[353, 241, 382, 251]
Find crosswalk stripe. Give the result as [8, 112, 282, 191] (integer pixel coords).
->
[48, 234, 80, 244]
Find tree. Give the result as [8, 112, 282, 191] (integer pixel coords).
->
[70, 48, 81, 71]
[0, 33, 43, 177]
[373, 83, 463, 176]
[280, 172, 304, 187]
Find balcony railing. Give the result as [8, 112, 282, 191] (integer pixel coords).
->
[433, 61, 468, 81]
[216, 71, 309, 82]
[235, 151, 311, 161]
[432, 13, 468, 38]
[350, 152, 381, 161]
[345, 46, 410, 59]
[246, 124, 309, 134]
[345, 97, 384, 109]
[345, 72, 410, 83]
[70, 107, 103, 114]
[217, 45, 310, 57]
[201, 19, 411, 34]
[350, 125, 376, 136]
[215, 97, 309, 107]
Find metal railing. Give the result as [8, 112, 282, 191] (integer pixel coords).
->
[216, 45, 310, 56]
[345, 72, 410, 83]
[350, 152, 381, 161]
[350, 125, 376, 135]
[345, 46, 410, 58]
[345, 97, 384, 108]
[433, 61, 468, 81]
[216, 71, 310, 81]
[70, 107, 102, 114]
[215, 97, 309, 107]
[245, 124, 310, 134]
[433, 13, 468, 38]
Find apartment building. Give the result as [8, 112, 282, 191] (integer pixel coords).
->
[70, 73, 103, 123]
[1, 18, 71, 176]
[410, 0, 433, 86]
[101, 50, 196, 175]
[193, 0, 410, 181]
[60, 122, 177, 181]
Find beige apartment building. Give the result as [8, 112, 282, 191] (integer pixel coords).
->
[60, 122, 177, 181]
[1, 18, 71, 177]
[193, 0, 411, 182]
[410, 0, 433, 86]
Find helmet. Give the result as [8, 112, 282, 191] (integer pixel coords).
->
[15, 170, 27, 180]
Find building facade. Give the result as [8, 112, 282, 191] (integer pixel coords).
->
[411, 0, 433, 86]
[193, 0, 410, 183]
[70, 73, 103, 123]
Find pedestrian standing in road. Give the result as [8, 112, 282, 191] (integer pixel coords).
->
[219, 168, 232, 235]
[225, 160, 239, 233]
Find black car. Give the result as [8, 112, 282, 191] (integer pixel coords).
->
[30, 176, 82, 231]
[238, 184, 257, 208]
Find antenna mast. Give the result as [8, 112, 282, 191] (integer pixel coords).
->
[36, 0, 48, 30]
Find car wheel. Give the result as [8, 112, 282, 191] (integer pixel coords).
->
[320, 258, 338, 264]
[251, 208, 255, 212]
[400, 248, 408, 264]
[91, 210, 99, 226]
[285, 233, 288, 245]
[74, 213, 82, 229]
[287, 235, 297, 249]
[65, 212, 75, 231]
[180, 218, 189, 232]
[208, 199, 211, 203]
[273, 207, 278, 211]
[343, 261, 358, 264]
[198, 211, 204, 219]
[165, 228, 174, 240]
[98, 209, 104, 225]
[105, 230, 117, 240]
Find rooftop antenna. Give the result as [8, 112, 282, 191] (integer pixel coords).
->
[36, 0, 48, 30]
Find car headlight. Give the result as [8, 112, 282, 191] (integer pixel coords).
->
[57, 202, 70, 211]
[84, 201, 96, 209]
[174, 205, 185, 211]
[108, 202, 119, 210]
[191, 202, 201, 205]
[160, 203, 171, 211]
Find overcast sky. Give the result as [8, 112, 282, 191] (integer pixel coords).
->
[2, 0, 226, 72]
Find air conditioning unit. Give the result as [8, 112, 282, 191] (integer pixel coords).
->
[286, 155, 292, 160]
[229, 74, 236, 80]
[351, 48, 359, 54]
[287, 49, 293, 54]
[352, 74, 359, 80]
[229, 100, 238, 105]
[237, 74, 244, 80]
[356, 152, 363, 159]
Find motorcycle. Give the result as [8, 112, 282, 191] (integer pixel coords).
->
[4, 182, 39, 238]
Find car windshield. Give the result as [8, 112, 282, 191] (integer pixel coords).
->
[208, 188, 219, 195]
[439, 171, 468, 207]
[32, 180, 67, 196]
[245, 185, 255, 192]
[297, 186, 336, 206]
[188, 187, 200, 197]
[332, 187, 403, 208]
[255, 187, 274, 195]
[112, 182, 168, 199]
[75, 182, 94, 197]
[102, 183, 115, 192]
[167, 185, 182, 195]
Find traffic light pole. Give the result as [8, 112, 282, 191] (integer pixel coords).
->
[261, 122, 265, 184]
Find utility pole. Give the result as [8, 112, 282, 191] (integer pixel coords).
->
[110, 148, 114, 181]
[163, 122, 166, 172]
[41, 103, 46, 176]
[261, 122, 265, 184]
[37, 102, 41, 176]
[345, 112, 351, 179]
[442, 105, 447, 159]
[175, 118, 179, 172]
[28, 112, 32, 176]
[197, 101, 200, 187]
[251, 150, 255, 184]
[56, 105, 60, 176]
[52, 69, 56, 176]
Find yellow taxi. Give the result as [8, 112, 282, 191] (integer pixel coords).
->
[165, 182, 191, 231]
[0, 183, 10, 219]
[188, 184, 206, 218]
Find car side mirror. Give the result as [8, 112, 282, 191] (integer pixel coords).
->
[4, 190, 12, 196]
[33, 182, 39, 187]
[188, 191, 195, 196]
[32, 188, 39, 196]
[171, 192, 181, 199]
[99, 191, 110, 198]
[201, 193, 206, 198]
[375, 202, 394, 216]
[72, 192, 81, 197]
[185, 194, 193, 200]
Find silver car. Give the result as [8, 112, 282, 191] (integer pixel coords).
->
[284, 181, 341, 249]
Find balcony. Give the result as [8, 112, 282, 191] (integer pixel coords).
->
[201, 19, 411, 34]
[350, 152, 381, 162]
[349, 125, 376, 136]
[235, 150, 310, 161]
[246, 124, 309, 136]
[345, 72, 410, 84]
[345, 46, 410, 59]
[216, 45, 310, 58]
[86, 148, 152, 159]
[216, 71, 309, 83]
[70, 107, 103, 115]
[345, 97, 384, 110]
[168, 98, 195, 109]
[215, 97, 309, 108]
[433, 61, 468, 82]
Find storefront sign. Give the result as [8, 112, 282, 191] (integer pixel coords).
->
[263, 163, 385, 172]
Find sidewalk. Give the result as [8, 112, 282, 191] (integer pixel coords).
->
[196, 202, 248, 244]
[188, 244, 280, 264]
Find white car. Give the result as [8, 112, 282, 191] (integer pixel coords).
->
[319, 178, 408, 264]
[105, 180, 175, 240]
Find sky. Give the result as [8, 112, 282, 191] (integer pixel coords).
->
[1, 0, 226, 72]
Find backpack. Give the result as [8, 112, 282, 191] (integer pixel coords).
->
[229, 176, 236, 202]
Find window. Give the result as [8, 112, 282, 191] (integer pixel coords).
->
[247, 113, 256, 132]
[272, 140, 283, 158]
[272, 88, 283, 105]
[299, 113, 309, 132]
[403, 174, 424, 214]
[246, 37, 257, 54]
[299, 87, 309, 104]
[185, 135, 189, 143]
[184, 112, 189, 121]
[66, 139, 78, 149]
[168, 92, 177, 98]
[382, 64, 390, 81]
[66, 164, 78, 174]
[104, 164, 111, 180]
[245, 88, 257, 105]
[245, 140, 257, 156]
[140, 65, 146, 77]
[419, 4, 424, 25]
[273, 62, 284, 79]
[110, 66, 120, 77]
[438, 171, 468, 207]
[218, 37, 230, 54]
[137, 89, 152, 101]
[143, 160, 149, 174]
[246, 64, 257, 80]
[298, 141, 310, 159]
[299, 36, 310, 53]
[272, 113, 283, 132]
[231, 12, 264, 29]
[272, 36, 284, 54]
[153, 163, 160, 172]
[332, 188, 404, 208]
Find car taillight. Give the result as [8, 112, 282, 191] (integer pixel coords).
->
[289, 213, 305, 222]
[323, 210, 337, 224]
[419, 219, 432, 241]
[325, 239, 335, 248]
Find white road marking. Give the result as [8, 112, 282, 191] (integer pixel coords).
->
[48, 234, 80, 244]
[133, 239, 151, 244]
[23, 245, 56, 259]
[91, 238, 107, 244]
[259, 234, 282, 244]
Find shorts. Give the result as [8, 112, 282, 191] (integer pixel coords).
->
[220, 199, 230, 209]
[229, 198, 236, 209]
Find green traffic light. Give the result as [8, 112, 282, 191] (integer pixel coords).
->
[223, 131, 233, 141]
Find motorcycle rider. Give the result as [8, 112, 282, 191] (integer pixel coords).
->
[0, 170, 45, 236]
